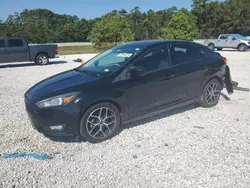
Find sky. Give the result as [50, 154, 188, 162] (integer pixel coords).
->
[0, 0, 191, 20]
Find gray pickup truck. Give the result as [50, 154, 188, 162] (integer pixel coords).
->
[0, 37, 59, 65]
[204, 34, 250, 52]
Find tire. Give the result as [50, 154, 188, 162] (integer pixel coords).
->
[208, 43, 215, 51]
[79, 102, 121, 143]
[238, 44, 247, 52]
[217, 48, 223, 51]
[199, 79, 222, 108]
[35, 54, 49, 65]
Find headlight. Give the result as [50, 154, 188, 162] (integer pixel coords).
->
[36, 92, 79, 108]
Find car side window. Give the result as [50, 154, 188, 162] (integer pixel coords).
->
[199, 46, 213, 57]
[219, 35, 227, 40]
[8, 39, 24, 47]
[227, 35, 236, 40]
[134, 46, 170, 72]
[170, 43, 201, 66]
[0, 40, 5, 48]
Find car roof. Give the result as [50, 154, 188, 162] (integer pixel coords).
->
[220, 34, 240, 35]
[116, 39, 193, 49]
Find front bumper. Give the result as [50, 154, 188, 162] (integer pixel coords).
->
[25, 95, 80, 137]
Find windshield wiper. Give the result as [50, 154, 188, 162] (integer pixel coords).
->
[74, 68, 99, 77]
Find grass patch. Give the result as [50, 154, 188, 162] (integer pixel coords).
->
[58, 45, 100, 55]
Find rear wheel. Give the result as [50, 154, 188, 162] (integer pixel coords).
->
[35, 54, 49, 65]
[199, 79, 222, 108]
[79, 102, 121, 143]
[208, 43, 215, 51]
[238, 44, 247, 52]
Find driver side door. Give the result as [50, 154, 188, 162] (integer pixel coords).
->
[123, 45, 179, 120]
[0, 39, 7, 63]
[217, 35, 227, 47]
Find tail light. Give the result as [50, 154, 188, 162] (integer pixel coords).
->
[55, 47, 58, 53]
[222, 57, 227, 64]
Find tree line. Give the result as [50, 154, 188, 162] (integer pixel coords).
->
[0, 0, 249, 49]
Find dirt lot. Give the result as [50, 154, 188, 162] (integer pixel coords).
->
[0, 51, 250, 188]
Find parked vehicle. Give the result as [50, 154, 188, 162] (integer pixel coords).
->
[25, 40, 234, 143]
[0, 37, 59, 65]
[204, 34, 250, 52]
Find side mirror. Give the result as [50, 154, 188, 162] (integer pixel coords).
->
[129, 66, 146, 78]
[94, 60, 99, 66]
[232, 38, 236, 41]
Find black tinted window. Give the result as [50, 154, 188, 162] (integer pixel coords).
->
[170, 43, 201, 66]
[8, 39, 23, 47]
[0, 40, 5, 48]
[199, 46, 213, 57]
[135, 46, 170, 72]
[219, 35, 227, 39]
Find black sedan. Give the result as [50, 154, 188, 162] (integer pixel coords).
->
[24, 40, 234, 143]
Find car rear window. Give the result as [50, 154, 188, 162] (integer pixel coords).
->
[8, 39, 24, 47]
[0, 40, 5, 48]
[199, 46, 214, 57]
[170, 43, 201, 66]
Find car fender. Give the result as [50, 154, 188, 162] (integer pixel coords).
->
[238, 40, 250, 46]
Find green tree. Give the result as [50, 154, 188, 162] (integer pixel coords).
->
[88, 14, 134, 50]
[222, 0, 250, 35]
[160, 9, 199, 40]
[0, 9, 95, 43]
[128, 7, 144, 40]
[118, 9, 128, 16]
[192, 0, 226, 38]
[192, 0, 210, 8]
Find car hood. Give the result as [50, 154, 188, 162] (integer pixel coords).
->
[26, 69, 100, 101]
[239, 39, 250, 44]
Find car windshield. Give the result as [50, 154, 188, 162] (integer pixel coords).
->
[77, 44, 144, 76]
[235, 34, 247, 40]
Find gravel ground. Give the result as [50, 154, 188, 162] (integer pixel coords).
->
[0, 51, 250, 188]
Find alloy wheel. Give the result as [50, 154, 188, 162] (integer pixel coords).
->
[38, 55, 48, 64]
[205, 83, 220, 104]
[86, 107, 116, 139]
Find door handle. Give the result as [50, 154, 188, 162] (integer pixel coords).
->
[200, 65, 207, 70]
[0, 49, 6, 52]
[165, 73, 174, 79]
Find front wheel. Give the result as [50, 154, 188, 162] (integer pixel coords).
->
[199, 79, 222, 108]
[238, 44, 247, 52]
[35, 54, 49, 65]
[217, 48, 223, 51]
[79, 103, 121, 143]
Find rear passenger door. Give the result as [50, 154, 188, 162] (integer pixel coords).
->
[0, 39, 7, 63]
[168, 42, 205, 101]
[6, 38, 29, 62]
